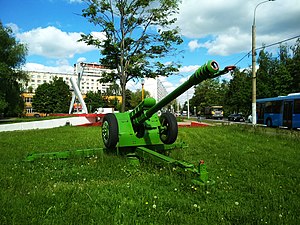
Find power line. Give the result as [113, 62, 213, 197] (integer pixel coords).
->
[234, 35, 300, 66]
[234, 50, 251, 66]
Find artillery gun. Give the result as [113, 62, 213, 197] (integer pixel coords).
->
[25, 60, 235, 186]
[102, 60, 234, 151]
[100, 60, 235, 185]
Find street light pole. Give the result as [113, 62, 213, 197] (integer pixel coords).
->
[187, 90, 190, 119]
[252, 0, 275, 125]
[141, 78, 145, 101]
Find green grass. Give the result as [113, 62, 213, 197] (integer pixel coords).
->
[0, 125, 299, 224]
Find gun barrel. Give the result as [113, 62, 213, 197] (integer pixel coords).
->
[145, 60, 219, 119]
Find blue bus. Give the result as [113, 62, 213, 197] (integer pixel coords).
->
[256, 93, 300, 129]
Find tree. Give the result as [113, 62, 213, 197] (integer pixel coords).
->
[167, 99, 177, 113]
[80, 0, 183, 112]
[224, 69, 251, 115]
[85, 90, 108, 112]
[104, 81, 120, 96]
[289, 38, 300, 93]
[256, 49, 276, 98]
[256, 45, 294, 98]
[130, 89, 150, 108]
[124, 89, 132, 111]
[0, 22, 28, 116]
[32, 83, 53, 114]
[103, 81, 121, 109]
[32, 77, 71, 113]
[52, 78, 72, 113]
[190, 79, 227, 114]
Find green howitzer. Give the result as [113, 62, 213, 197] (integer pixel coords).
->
[102, 60, 235, 150]
[101, 60, 235, 185]
[25, 60, 235, 186]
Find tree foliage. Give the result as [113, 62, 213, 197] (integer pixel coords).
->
[190, 79, 228, 114]
[129, 89, 150, 108]
[32, 77, 71, 113]
[190, 39, 300, 116]
[104, 81, 120, 96]
[85, 90, 108, 112]
[80, 0, 183, 112]
[224, 69, 251, 115]
[0, 22, 28, 116]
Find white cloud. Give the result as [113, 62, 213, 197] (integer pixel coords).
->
[23, 62, 73, 74]
[16, 26, 103, 59]
[188, 40, 201, 52]
[77, 57, 87, 63]
[199, 27, 250, 56]
[179, 65, 200, 73]
[68, 0, 83, 3]
[179, 77, 188, 84]
[91, 31, 107, 41]
[6, 23, 20, 33]
[176, 0, 300, 55]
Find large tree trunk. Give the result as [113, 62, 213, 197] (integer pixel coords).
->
[121, 81, 126, 112]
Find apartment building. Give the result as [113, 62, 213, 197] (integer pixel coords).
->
[25, 62, 112, 94]
[22, 62, 169, 114]
[22, 62, 113, 114]
[143, 77, 168, 102]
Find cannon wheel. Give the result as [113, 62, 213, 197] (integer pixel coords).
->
[159, 112, 178, 144]
[102, 113, 119, 149]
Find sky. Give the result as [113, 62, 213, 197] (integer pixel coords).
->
[1, 0, 300, 105]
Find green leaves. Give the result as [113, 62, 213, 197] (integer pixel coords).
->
[224, 70, 251, 115]
[256, 42, 299, 99]
[80, 0, 182, 111]
[0, 22, 28, 116]
[32, 77, 71, 114]
[190, 79, 227, 112]
[85, 90, 109, 112]
[190, 40, 300, 116]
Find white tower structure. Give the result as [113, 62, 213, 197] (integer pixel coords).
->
[143, 77, 168, 102]
[69, 63, 88, 114]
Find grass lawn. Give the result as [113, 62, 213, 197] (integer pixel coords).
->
[0, 125, 299, 224]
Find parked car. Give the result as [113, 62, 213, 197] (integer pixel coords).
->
[228, 113, 245, 122]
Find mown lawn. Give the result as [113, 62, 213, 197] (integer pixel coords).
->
[0, 125, 299, 225]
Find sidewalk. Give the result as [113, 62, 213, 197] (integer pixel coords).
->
[178, 120, 211, 127]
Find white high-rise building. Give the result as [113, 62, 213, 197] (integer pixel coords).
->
[144, 77, 168, 102]
[24, 62, 112, 94]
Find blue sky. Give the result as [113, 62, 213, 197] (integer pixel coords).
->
[1, 0, 300, 103]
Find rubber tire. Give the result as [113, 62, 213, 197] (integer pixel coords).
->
[102, 113, 119, 149]
[159, 112, 178, 144]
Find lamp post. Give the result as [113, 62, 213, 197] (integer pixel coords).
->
[187, 90, 190, 119]
[252, 0, 275, 125]
[141, 78, 145, 101]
